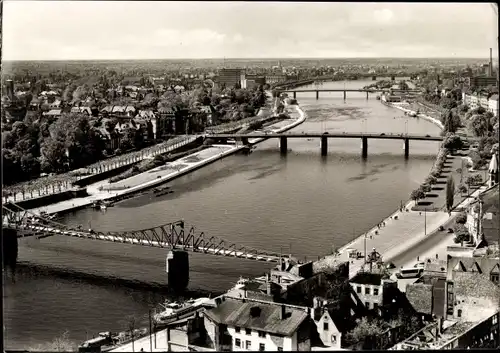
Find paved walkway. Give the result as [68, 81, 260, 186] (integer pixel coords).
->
[314, 184, 488, 278]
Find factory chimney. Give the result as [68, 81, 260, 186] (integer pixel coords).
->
[490, 48, 493, 77]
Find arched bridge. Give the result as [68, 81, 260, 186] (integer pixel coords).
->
[2, 203, 289, 263]
[206, 132, 443, 158]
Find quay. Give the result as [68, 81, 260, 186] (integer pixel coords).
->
[26, 104, 306, 217]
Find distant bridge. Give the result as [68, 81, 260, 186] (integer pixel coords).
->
[205, 132, 443, 158]
[2, 203, 290, 263]
[279, 88, 422, 100]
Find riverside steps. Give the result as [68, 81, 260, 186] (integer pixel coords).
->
[28, 104, 307, 217]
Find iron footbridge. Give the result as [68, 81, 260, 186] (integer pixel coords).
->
[2, 203, 288, 263]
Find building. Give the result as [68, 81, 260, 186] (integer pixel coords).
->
[391, 253, 500, 350]
[488, 94, 499, 117]
[4, 79, 14, 100]
[471, 76, 497, 88]
[489, 153, 499, 187]
[465, 185, 499, 246]
[310, 297, 350, 350]
[203, 296, 314, 351]
[218, 68, 245, 89]
[349, 272, 398, 311]
[265, 75, 287, 85]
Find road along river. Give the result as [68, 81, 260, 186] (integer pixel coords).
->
[4, 79, 442, 349]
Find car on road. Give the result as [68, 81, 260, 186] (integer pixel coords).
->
[425, 134, 431, 137]
[380, 133, 386, 136]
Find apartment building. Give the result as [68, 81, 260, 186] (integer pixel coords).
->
[465, 184, 499, 247]
[462, 92, 498, 116]
[203, 296, 314, 351]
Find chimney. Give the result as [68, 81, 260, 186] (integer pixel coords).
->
[490, 48, 493, 77]
[280, 305, 286, 320]
[5, 79, 14, 101]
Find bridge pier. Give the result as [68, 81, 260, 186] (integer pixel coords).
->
[241, 137, 249, 146]
[293, 91, 297, 99]
[372, 76, 377, 81]
[404, 138, 410, 159]
[316, 90, 319, 100]
[166, 249, 189, 293]
[361, 137, 368, 159]
[280, 136, 288, 154]
[366, 91, 369, 100]
[321, 136, 328, 156]
[343, 90, 346, 100]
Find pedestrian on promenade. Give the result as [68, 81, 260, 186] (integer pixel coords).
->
[419, 212, 422, 216]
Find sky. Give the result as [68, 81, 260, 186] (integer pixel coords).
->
[2, 1, 498, 60]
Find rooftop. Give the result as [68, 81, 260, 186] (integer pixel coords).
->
[350, 271, 385, 286]
[204, 297, 309, 337]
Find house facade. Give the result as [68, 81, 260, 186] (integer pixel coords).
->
[465, 185, 499, 246]
[203, 296, 314, 351]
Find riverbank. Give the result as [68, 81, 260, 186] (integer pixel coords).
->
[29, 104, 306, 217]
[314, 97, 447, 274]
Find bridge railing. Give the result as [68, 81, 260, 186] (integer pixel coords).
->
[3, 202, 289, 262]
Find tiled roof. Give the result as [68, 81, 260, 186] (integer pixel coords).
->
[406, 284, 433, 315]
[204, 297, 308, 336]
[448, 256, 499, 277]
[44, 109, 62, 115]
[350, 272, 383, 286]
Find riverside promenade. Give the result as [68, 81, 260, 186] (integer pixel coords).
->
[314, 96, 447, 277]
[29, 104, 306, 217]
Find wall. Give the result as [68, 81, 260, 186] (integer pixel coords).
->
[203, 317, 218, 349]
[452, 272, 500, 322]
[313, 311, 342, 349]
[227, 325, 294, 351]
[13, 188, 88, 211]
[350, 282, 383, 310]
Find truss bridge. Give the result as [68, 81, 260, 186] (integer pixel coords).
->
[2, 203, 288, 263]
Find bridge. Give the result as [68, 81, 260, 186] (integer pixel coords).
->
[280, 88, 422, 100]
[2, 202, 290, 263]
[205, 132, 443, 158]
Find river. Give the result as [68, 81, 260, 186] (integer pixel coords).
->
[3, 79, 441, 349]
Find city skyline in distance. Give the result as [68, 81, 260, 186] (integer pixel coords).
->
[3, 1, 498, 61]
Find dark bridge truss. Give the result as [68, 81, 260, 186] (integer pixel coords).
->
[2, 203, 286, 263]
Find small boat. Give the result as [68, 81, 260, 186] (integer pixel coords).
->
[91, 201, 101, 209]
[229, 277, 250, 291]
[153, 186, 170, 194]
[78, 331, 119, 352]
[153, 297, 210, 326]
[376, 95, 381, 100]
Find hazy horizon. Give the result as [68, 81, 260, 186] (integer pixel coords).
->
[3, 2, 498, 61]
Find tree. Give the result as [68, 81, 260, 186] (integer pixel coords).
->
[410, 188, 425, 203]
[455, 212, 467, 224]
[453, 224, 470, 244]
[347, 317, 385, 350]
[421, 183, 432, 193]
[443, 133, 463, 151]
[445, 175, 455, 212]
[425, 175, 438, 185]
[458, 184, 467, 195]
[468, 114, 489, 137]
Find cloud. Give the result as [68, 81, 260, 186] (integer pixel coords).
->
[2, 1, 497, 60]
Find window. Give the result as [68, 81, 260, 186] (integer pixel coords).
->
[373, 288, 379, 295]
[365, 302, 370, 309]
[331, 334, 337, 343]
[278, 348, 283, 351]
[245, 328, 252, 335]
[258, 331, 266, 338]
[235, 338, 241, 348]
[323, 322, 329, 331]
[491, 274, 499, 283]
[493, 315, 498, 325]
[246, 341, 251, 349]
[235, 327, 240, 333]
[374, 303, 379, 310]
[259, 343, 265, 351]
[365, 287, 371, 295]
[357, 286, 361, 293]
[457, 309, 462, 318]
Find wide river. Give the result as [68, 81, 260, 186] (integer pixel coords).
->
[4, 79, 441, 349]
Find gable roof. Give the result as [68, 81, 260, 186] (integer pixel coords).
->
[448, 256, 500, 280]
[204, 297, 308, 337]
[469, 262, 482, 273]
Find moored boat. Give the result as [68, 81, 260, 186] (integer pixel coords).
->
[153, 297, 210, 326]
